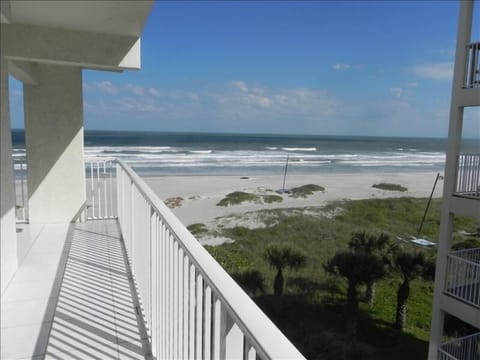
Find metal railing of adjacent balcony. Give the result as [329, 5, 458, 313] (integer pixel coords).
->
[465, 41, 480, 89]
[85, 160, 117, 220]
[13, 155, 28, 222]
[439, 332, 480, 360]
[455, 154, 480, 199]
[116, 159, 305, 360]
[444, 248, 480, 308]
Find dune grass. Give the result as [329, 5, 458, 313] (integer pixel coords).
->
[187, 223, 208, 236]
[205, 197, 480, 359]
[372, 183, 408, 192]
[290, 184, 325, 198]
[217, 191, 259, 206]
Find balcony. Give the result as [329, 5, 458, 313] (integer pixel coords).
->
[465, 42, 480, 89]
[439, 332, 480, 360]
[455, 154, 480, 199]
[444, 248, 480, 308]
[2, 160, 305, 359]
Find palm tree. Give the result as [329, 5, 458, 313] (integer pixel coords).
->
[325, 249, 387, 339]
[393, 249, 431, 330]
[264, 244, 306, 296]
[348, 231, 393, 304]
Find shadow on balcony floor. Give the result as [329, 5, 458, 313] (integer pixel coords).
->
[1, 220, 150, 359]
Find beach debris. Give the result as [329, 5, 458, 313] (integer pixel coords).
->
[164, 196, 184, 208]
[410, 238, 436, 247]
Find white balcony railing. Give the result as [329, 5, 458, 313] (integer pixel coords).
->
[465, 42, 480, 89]
[455, 154, 480, 199]
[445, 248, 480, 308]
[439, 332, 480, 360]
[13, 155, 28, 222]
[85, 160, 117, 220]
[116, 159, 305, 360]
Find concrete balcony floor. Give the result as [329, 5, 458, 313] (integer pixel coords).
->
[1, 220, 150, 359]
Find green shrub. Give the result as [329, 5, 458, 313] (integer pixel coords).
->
[263, 194, 283, 203]
[290, 184, 325, 198]
[217, 191, 259, 206]
[372, 183, 408, 192]
[187, 223, 208, 236]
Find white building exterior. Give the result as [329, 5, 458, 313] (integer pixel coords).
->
[428, 0, 480, 359]
[0, 0, 153, 293]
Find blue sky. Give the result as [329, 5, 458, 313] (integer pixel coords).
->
[9, 1, 480, 137]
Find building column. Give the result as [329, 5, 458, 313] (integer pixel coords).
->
[0, 55, 18, 293]
[24, 64, 86, 224]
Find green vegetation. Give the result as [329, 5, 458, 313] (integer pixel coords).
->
[263, 194, 283, 203]
[372, 183, 408, 192]
[217, 191, 283, 206]
[392, 249, 433, 330]
[290, 184, 325, 198]
[187, 223, 208, 236]
[265, 244, 307, 296]
[217, 191, 259, 206]
[205, 197, 480, 359]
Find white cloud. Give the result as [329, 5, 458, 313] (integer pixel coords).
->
[333, 63, 351, 71]
[127, 84, 146, 96]
[230, 80, 249, 92]
[83, 79, 450, 137]
[407, 82, 417, 87]
[85, 81, 119, 94]
[148, 87, 161, 97]
[389, 87, 403, 98]
[413, 62, 453, 80]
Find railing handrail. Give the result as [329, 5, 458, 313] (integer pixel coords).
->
[439, 332, 480, 360]
[449, 248, 480, 264]
[116, 159, 305, 359]
[440, 332, 480, 347]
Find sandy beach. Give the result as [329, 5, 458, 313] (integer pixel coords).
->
[144, 171, 444, 232]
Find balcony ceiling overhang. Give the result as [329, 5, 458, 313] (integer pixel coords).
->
[0, 0, 154, 78]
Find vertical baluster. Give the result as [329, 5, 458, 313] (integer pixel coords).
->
[173, 241, 179, 358]
[183, 255, 190, 358]
[212, 297, 221, 359]
[177, 247, 185, 359]
[97, 162, 102, 218]
[91, 162, 95, 218]
[161, 221, 167, 360]
[103, 161, 108, 217]
[150, 212, 158, 356]
[196, 273, 204, 359]
[189, 264, 196, 359]
[203, 284, 212, 359]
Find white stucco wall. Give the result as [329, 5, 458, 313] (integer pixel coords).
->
[1, 56, 18, 294]
[24, 64, 86, 224]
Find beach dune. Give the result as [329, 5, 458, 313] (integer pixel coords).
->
[145, 171, 443, 227]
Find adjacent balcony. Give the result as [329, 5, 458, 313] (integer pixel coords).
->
[444, 248, 480, 308]
[465, 41, 480, 89]
[439, 332, 480, 360]
[455, 154, 480, 199]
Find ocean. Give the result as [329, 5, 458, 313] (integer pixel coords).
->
[11, 129, 479, 176]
